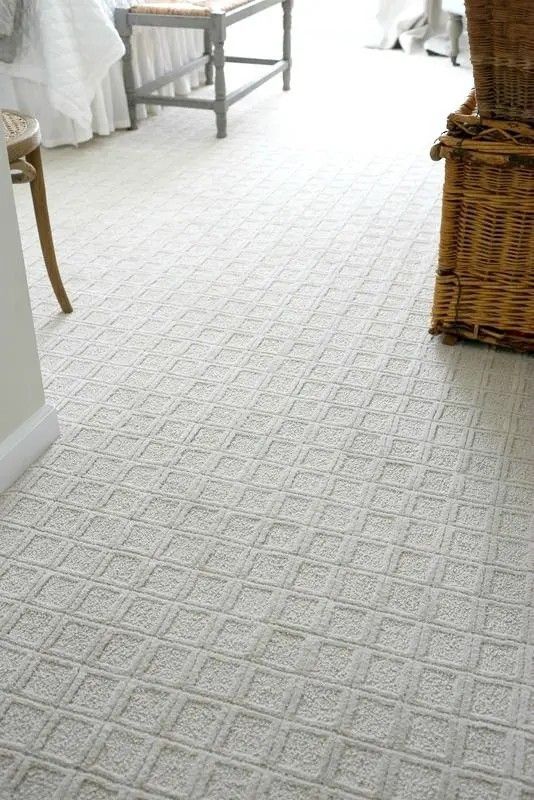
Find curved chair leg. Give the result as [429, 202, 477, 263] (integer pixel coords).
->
[26, 146, 73, 314]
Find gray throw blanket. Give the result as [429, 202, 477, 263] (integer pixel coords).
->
[0, 0, 22, 63]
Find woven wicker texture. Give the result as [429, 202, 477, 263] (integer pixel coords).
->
[1, 108, 40, 162]
[430, 96, 534, 351]
[129, 0, 249, 15]
[2, 109, 29, 140]
[465, 0, 534, 123]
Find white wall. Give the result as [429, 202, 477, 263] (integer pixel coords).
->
[0, 127, 59, 490]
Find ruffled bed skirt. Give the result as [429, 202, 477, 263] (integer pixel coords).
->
[0, 24, 203, 148]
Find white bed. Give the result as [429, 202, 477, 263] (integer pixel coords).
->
[364, 0, 470, 65]
[0, 0, 204, 147]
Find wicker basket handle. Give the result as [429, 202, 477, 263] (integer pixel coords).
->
[457, 89, 477, 116]
[446, 89, 478, 130]
[430, 142, 443, 162]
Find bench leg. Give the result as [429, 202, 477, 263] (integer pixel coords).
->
[448, 13, 463, 66]
[115, 9, 138, 129]
[26, 147, 73, 314]
[204, 29, 214, 85]
[212, 14, 227, 138]
[282, 0, 293, 91]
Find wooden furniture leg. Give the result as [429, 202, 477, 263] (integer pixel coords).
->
[212, 14, 227, 139]
[26, 147, 73, 314]
[204, 29, 214, 85]
[448, 13, 463, 66]
[282, 0, 292, 91]
[116, 9, 138, 129]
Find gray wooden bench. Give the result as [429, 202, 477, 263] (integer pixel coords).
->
[115, 0, 293, 139]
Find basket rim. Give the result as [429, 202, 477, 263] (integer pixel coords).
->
[431, 90, 534, 163]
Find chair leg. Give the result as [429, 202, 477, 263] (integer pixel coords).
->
[204, 29, 214, 86]
[212, 14, 227, 139]
[115, 8, 138, 129]
[26, 147, 73, 314]
[282, 0, 293, 91]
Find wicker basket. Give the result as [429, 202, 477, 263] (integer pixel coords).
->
[429, 94, 534, 351]
[465, 0, 534, 124]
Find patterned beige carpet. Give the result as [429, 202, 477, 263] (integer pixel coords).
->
[1, 9, 533, 800]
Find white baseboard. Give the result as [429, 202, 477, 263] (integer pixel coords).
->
[0, 404, 59, 492]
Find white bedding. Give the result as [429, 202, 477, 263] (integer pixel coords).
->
[363, 0, 469, 64]
[0, 0, 204, 147]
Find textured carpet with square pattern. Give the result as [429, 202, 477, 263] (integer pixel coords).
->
[0, 7, 533, 800]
